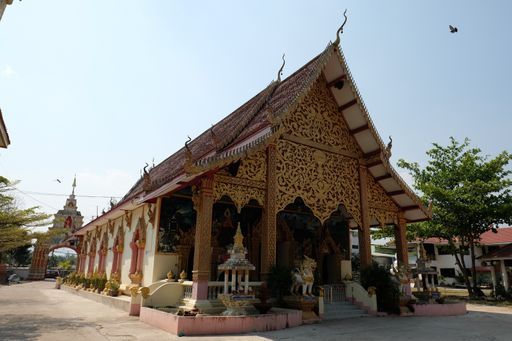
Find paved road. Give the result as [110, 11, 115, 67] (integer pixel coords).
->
[1, 281, 511, 341]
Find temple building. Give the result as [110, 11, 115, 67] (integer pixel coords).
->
[72, 32, 430, 308]
[28, 177, 84, 279]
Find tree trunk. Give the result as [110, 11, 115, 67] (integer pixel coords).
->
[470, 240, 478, 292]
[453, 247, 473, 296]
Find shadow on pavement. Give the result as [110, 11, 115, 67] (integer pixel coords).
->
[0, 314, 94, 340]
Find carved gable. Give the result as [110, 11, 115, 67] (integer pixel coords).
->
[275, 138, 361, 225]
[213, 150, 267, 210]
[281, 77, 361, 155]
[237, 150, 266, 182]
[367, 175, 399, 226]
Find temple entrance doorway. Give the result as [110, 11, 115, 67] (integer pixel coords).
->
[211, 196, 262, 281]
[276, 198, 351, 285]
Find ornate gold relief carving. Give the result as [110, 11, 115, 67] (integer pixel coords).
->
[115, 225, 124, 252]
[147, 204, 156, 228]
[214, 180, 265, 210]
[124, 211, 133, 231]
[237, 150, 267, 182]
[276, 139, 361, 225]
[369, 207, 398, 227]
[281, 78, 360, 155]
[135, 215, 147, 244]
[107, 219, 115, 236]
[366, 175, 398, 226]
[367, 175, 398, 212]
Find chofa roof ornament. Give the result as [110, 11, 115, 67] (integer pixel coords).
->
[333, 9, 348, 46]
[184, 135, 195, 172]
[277, 53, 286, 82]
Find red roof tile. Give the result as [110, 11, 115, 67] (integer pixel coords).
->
[480, 227, 512, 245]
[422, 227, 512, 246]
[122, 46, 331, 201]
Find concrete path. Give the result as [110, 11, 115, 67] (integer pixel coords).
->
[1, 281, 512, 340]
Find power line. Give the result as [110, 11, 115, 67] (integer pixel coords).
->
[13, 188, 60, 211]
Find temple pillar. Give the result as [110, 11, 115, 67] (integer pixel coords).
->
[191, 176, 214, 300]
[490, 265, 497, 294]
[500, 260, 509, 289]
[395, 213, 409, 267]
[28, 243, 49, 280]
[358, 165, 372, 268]
[261, 144, 277, 280]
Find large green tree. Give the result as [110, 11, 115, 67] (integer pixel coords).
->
[0, 176, 49, 261]
[398, 137, 512, 296]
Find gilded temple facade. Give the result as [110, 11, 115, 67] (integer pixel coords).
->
[73, 39, 430, 306]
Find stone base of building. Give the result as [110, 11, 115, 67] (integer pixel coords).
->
[62, 285, 131, 312]
[180, 298, 226, 315]
[283, 295, 320, 323]
[139, 306, 302, 336]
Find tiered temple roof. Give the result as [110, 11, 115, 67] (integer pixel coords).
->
[77, 39, 430, 234]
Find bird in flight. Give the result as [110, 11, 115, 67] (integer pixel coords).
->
[54, 179, 62, 183]
[449, 25, 458, 33]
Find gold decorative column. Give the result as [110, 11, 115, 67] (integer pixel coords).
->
[358, 164, 372, 268]
[395, 212, 409, 266]
[192, 176, 214, 300]
[261, 144, 277, 279]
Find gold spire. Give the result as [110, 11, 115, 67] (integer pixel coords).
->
[233, 222, 244, 249]
[72, 175, 76, 195]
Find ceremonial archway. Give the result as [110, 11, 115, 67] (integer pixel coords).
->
[28, 236, 80, 280]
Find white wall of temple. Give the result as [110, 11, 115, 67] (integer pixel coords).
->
[120, 207, 141, 285]
[93, 234, 101, 271]
[105, 223, 115, 274]
[142, 212, 156, 286]
[152, 254, 180, 282]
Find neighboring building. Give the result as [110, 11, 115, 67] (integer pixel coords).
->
[71, 36, 429, 313]
[413, 228, 512, 289]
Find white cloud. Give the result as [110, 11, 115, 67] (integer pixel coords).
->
[1, 65, 16, 78]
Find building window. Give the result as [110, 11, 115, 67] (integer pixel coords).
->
[440, 268, 456, 278]
[352, 245, 359, 249]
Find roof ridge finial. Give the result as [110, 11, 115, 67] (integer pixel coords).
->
[333, 9, 348, 46]
[277, 53, 286, 82]
[72, 174, 76, 196]
[210, 125, 220, 150]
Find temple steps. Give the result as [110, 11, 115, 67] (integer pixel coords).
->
[323, 301, 370, 320]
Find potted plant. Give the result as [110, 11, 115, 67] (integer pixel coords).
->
[97, 274, 107, 293]
[106, 279, 120, 297]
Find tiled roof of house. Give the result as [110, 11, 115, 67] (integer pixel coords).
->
[480, 227, 512, 245]
[423, 227, 512, 246]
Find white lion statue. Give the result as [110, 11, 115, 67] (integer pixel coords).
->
[290, 255, 317, 296]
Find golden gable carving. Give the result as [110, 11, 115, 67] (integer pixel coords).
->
[367, 175, 399, 226]
[281, 78, 360, 155]
[275, 138, 361, 225]
[237, 150, 267, 182]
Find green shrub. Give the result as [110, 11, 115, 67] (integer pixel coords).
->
[360, 263, 400, 314]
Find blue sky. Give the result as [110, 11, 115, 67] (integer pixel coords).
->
[1, 1, 511, 224]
